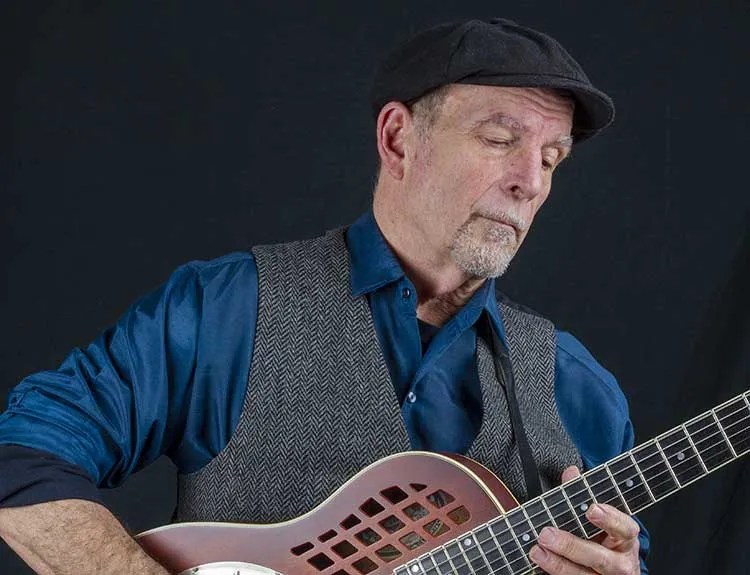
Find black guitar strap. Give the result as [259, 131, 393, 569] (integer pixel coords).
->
[481, 312, 543, 500]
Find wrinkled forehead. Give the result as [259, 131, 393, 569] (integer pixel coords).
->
[442, 84, 575, 131]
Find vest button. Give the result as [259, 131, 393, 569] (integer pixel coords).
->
[406, 391, 417, 403]
[402, 287, 411, 298]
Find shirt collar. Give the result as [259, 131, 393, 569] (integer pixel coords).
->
[347, 210, 406, 297]
[345, 210, 509, 346]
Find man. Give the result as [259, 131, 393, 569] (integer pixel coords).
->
[0, 18, 648, 574]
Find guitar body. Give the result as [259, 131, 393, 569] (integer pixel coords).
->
[138, 452, 520, 574]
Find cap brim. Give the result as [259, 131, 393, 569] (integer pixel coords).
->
[455, 73, 615, 142]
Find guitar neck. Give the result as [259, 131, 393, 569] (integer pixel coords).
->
[395, 389, 750, 575]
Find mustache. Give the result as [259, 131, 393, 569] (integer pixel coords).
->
[473, 210, 528, 233]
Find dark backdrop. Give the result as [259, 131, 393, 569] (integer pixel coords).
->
[2, 2, 749, 573]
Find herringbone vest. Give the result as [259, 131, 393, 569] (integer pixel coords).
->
[175, 228, 581, 523]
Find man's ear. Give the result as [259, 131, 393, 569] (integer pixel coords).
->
[375, 101, 413, 180]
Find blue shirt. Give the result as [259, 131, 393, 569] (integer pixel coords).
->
[0, 211, 649, 569]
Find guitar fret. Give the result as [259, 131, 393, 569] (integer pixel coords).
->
[682, 423, 708, 474]
[489, 518, 528, 573]
[459, 532, 492, 575]
[659, 426, 705, 487]
[480, 520, 512, 574]
[538, 496, 559, 528]
[471, 533, 496, 575]
[562, 478, 598, 538]
[653, 439, 681, 487]
[716, 397, 750, 456]
[542, 487, 585, 538]
[444, 540, 472, 575]
[686, 414, 734, 471]
[604, 465, 631, 513]
[628, 452, 656, 503]
[587, 466, 628, 515]
[559, 485, 587, 536]
[507, 508, 537, 557]
[609, 454, 652, 513]
[429, 547, 453, 575]
[712, 408, 738, 458]
[632, 441, 678, 500]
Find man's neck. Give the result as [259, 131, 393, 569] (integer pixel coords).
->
[372, 203, 486, 327]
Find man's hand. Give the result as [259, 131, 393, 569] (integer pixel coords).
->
[528, 466, 641, 575]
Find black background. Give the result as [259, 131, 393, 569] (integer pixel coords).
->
[2, 2, 749, 573]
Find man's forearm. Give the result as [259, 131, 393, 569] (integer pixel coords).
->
[0, 499, 169, 574]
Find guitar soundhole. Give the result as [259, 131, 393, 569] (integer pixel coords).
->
[291, 541, 314, 556]
[399, 531, 426, 550]
[380, 486, 408, 504]
[360, 498, 385, 517]
[375, 544, 402, 562]
[318, 529, 337, 542]
[426, 489, 455, 508]
[402, 502, 428, 520]
[308, 552, 335, 570]
[424, 518, 450, 537]
[378, 514, 405, 533]
[354, 527, 381, 546]
[340, 514, 361, 529]
[447, 505, 470, 525]
[332, 540, 358, 558]
[352, 556, 378, 574]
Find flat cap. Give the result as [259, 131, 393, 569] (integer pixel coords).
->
[370, 18, 615, 142]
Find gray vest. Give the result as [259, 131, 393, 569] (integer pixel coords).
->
[176, 228, 581, 523]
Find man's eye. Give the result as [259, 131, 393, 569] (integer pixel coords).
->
[484, 138, 511, 147]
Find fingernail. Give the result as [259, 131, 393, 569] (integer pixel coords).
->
[538, 527, 556, 545]
[530, 545, 548, 564]
[588, 504, 605, 521]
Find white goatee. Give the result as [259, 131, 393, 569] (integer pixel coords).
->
[449, 213, 527, 278]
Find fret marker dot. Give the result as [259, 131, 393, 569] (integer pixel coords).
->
[522, 533, 531, 542]
[677, 452, 685, 461]
[411, 566, 419, 573]
[463, 538, 473, 547]
[625, 479, 634, 488]
[580, 503, 589, 512]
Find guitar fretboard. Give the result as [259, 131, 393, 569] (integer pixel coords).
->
[395, 390, 750, 575]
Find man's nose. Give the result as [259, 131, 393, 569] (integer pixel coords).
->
[504, 148, 545, 200]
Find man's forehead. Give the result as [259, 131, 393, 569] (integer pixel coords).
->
[442, 85, 574, 137]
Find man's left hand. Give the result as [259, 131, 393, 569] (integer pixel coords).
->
[528, 466, 641, 575]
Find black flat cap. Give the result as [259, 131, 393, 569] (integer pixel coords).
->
[371, 18, 615, 142]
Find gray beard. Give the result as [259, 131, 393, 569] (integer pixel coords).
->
[449, 216, 521, 278]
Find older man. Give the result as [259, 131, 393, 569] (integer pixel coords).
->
[0, 18, 647, 574]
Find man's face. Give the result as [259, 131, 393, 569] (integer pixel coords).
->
[402, 84, 574, 278]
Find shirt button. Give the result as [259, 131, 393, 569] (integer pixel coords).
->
[402, 287, 411, 299]
[406, 391, 417, 403]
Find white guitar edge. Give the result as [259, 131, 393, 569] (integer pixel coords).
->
[138, 450, 508, 538]
[177, 561, 281, 574]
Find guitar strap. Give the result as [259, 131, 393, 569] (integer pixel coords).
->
[480, 312, 544, 500]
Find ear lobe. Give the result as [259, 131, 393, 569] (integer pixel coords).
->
[376, 102, 411, 180]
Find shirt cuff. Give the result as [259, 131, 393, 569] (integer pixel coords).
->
[0, 445, 104, 508]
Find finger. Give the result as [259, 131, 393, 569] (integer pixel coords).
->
[535, 526, 638, 574]
[561, 465, 581, 483]
[585, 504, 641, 547]
[529, 544, 596, 575]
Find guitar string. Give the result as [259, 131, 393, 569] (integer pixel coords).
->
[407, 427, 750, 575]
[477, 421, 750, 575]
[472, 427, 750, 575]
[405, 409, 750, 575]
[399, 399, 750, 575]
[403, 404, 750, 575]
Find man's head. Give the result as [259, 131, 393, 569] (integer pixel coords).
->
[370, 19, 612, 281]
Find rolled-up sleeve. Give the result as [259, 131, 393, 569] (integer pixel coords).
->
[0, 251, 258, 506]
